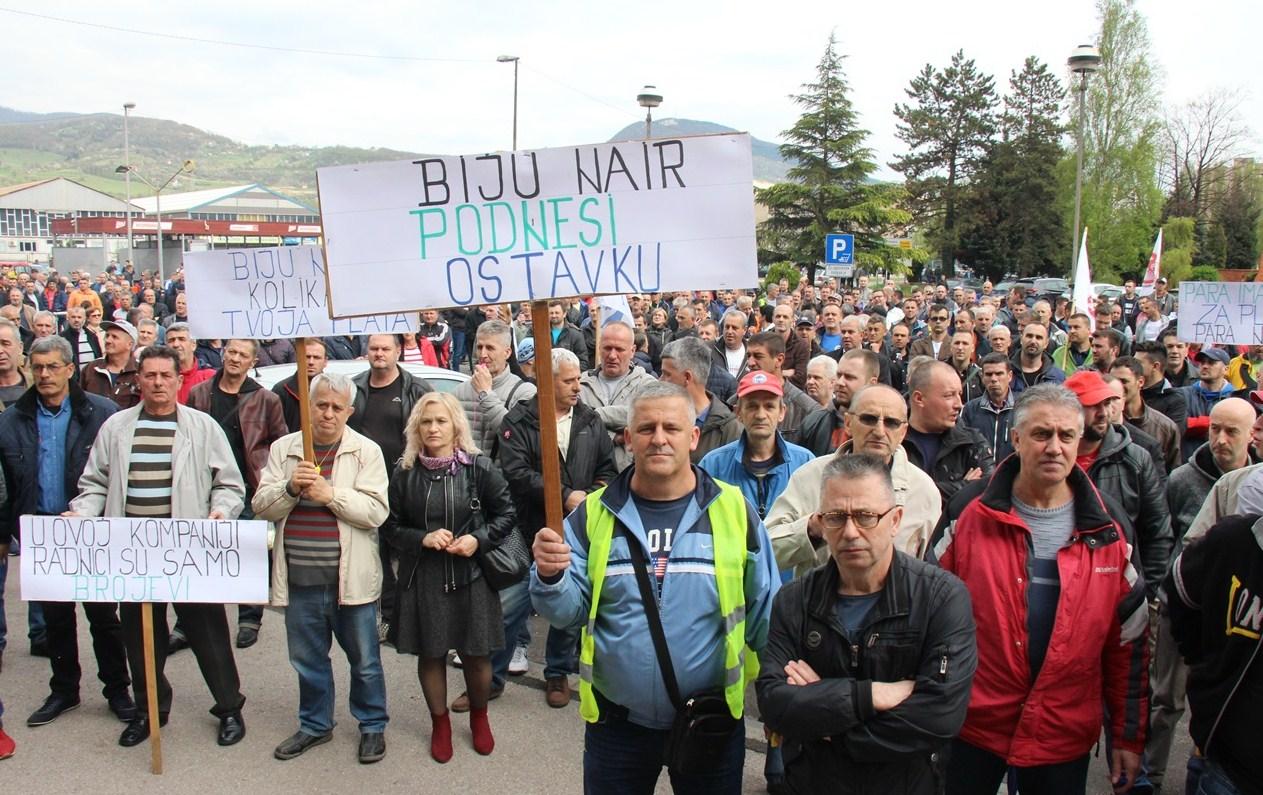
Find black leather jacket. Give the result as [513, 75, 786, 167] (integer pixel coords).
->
[381, 454, 516, 591]
[756, 554, 977, 795]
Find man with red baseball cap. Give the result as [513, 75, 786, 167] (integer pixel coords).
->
[1065, 369, 1173, 598]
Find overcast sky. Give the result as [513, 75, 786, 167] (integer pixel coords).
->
[3, 1, 1259, 179]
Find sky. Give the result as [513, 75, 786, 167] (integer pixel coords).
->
[2, 1, 1260, 180]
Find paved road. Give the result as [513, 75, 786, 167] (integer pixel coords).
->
[0, 561, 1192, 793]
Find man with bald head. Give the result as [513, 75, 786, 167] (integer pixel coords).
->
[1142, 396, 1258, 792]
[766, 384, 941, 578]
[906, 361, 994, 501]
[797, 349, 880, 457]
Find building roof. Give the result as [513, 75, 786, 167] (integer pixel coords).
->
[0, 177, 141, 213]
[131, 183, 317, 216]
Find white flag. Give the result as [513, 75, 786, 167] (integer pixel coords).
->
[1142, 228, 1163, 288]
[590, 294, 634, 326]
[1071, 228, 1094, 330]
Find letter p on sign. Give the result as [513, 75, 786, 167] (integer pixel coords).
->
[825, 234, 854, 265]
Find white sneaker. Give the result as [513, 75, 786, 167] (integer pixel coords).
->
[508, 645, 529, 675]
[451, 652, 463, 669]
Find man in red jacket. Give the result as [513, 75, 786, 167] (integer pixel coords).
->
[928, 382, 1150, 795]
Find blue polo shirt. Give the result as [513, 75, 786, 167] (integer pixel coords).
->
[36, 396, 71, 514]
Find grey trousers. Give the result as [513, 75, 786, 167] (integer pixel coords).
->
[1146, 603, 1189, 790]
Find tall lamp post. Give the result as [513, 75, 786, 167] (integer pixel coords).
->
[122, 102, 136, 268]
[637, 85, 662, 139]
[116, 160, 195, 279]
[1068, 44, 1102, 271]
[496, 55, 519, 150]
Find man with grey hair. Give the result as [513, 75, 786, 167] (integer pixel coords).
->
[579, 320, 656, 472]
[71, 344, 248, 749]
[769, 384, 941, 577]
[659, 335, 740, 462]
[79, 319, 140, 410]
[31, 311, 56, 341]
[61, 305, 100, 370]
[804, 354, 836, 409]
[253, 370, 390, 763]
[986, 324, 1011, 359]
[530, 379, 779, 791]
[758, 453, 976, 792]
[455, 319, 537, 454]
[0, 320, 27, 406]
[499, 347, 617, 709]
[717, 308, 749, 378]
[0, 335, 132, 727]
[929, 384, 1149, 795]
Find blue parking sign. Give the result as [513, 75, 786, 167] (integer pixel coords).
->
[825, 234, 854, 265]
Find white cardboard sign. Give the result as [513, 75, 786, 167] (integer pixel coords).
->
[183, 245, 420, 339]
[317, 133, 758, 317]
[1177, 281, 1263, 345]
[19, 515, 270, 603]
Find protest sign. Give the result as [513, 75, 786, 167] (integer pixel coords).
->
[1177, 281, 1263, 345]
[183, 245, 420, 339]
[19, 515, 269, 604]
[317, 133, 758, 318]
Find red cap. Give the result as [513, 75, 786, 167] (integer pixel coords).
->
[1064, 370, 1115, 407]
[736, 371, 784, 399]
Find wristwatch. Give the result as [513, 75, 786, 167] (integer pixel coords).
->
[477, 389, 490, 400]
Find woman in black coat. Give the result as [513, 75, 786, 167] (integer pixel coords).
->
[381, 392, 516, 764]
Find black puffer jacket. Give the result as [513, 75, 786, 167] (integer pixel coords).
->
[498, 397, 618, 538]
[902, 425, 995, 503]
[0, 382, 117, 544]
[1085, 423, 1174, 597]
[381, 454, 516, 591]
[756, 554, 977, 795]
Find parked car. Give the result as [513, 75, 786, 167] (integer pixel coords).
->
[1093, 283, 1124, 302]
[250, 360, 468, 393]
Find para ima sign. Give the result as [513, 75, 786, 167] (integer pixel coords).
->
[19, 515, 269, 604]
[1177, 281, 1263, 345]
[184, 245, 419, 340]
[317, 133, 758, 317]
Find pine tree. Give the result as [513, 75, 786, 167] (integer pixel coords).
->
[1217, 163, 1260, 269]
[757, 34, 909, 282]
[959, 57, 1067, 279]
[892, 50, 998, 277]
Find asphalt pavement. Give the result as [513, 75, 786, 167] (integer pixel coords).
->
[0, 559, 1192, 794]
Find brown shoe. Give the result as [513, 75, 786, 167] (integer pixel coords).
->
[451, 685, 503, 714]
[545, 677, 571, 709]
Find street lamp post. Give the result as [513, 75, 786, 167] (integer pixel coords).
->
[123, 102, 135, 268]
[637, 85, 662, 139]
[116, 160, 195, 279]
[496, 55, 520, 150]
[1068, 44, 1102, 271]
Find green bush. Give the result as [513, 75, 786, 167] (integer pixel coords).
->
[1188, 265, 1221, 282]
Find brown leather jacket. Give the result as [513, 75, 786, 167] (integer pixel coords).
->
[79, 356, 141, 409]
[187, 373, 289, 490]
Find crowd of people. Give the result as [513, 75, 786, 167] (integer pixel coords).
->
[0, 261, 1259, 795]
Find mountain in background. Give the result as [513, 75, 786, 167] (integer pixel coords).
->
[0, 106, 792, 205]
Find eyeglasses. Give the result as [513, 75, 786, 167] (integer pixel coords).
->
[817, 507, 897, 531]
[929, 315, 949, 322]
[847, 412, 907, 431]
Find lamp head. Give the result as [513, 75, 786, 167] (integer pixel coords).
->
[496, 55, 518, 63]
[114, 165, 130, 174]
[123, 102, 136, 111]
[1068, 44, 1102, 75]
[181, 160, 196, 173]
[637, 85, 663, 109]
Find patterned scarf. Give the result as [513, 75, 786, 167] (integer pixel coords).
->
[417, 448, 474, 475]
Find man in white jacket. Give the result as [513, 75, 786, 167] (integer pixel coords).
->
[71, 345, 247, 749]
[766, 384, 941, 578]
[252, 372, 390, 765]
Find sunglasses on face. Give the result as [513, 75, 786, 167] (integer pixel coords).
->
[817, 506, 897, 531]
[847, 412, 907, 431]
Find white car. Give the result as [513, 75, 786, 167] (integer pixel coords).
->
[251, 361, 468, 393]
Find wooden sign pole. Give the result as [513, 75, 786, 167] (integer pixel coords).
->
[141, 603, 163, 774]
[591, 303, 602, 365]
[294, 337, 316, 462]
[530, 302, 564, 531]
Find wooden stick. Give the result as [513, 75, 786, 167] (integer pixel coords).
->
[294, 337, 315, 462]
[141, 602, 163, 775]
[530, 301, 564, 532]
[591, 303, 602, 365]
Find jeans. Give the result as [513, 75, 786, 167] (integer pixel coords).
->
[491, 579, 579, 687]
[41, 600, 130, 700]
[1194, 759, 1244, 795]
[583, 714, 745, 794]
[450, 329, 466, 371]
[945, 739, 1089, 795]
[284, 585, 388, 736]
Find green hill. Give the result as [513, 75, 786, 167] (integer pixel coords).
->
[0, 107, 791, 206]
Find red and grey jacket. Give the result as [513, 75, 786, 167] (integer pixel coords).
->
[926, 456, 1150, 767]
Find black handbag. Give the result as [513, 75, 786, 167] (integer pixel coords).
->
[625, 531, 740, 776]
[470, 457, 530, 590]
